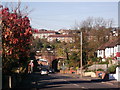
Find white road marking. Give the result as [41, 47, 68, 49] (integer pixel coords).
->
[61, 79, 80, 87]
[73, 84, 80, 87]
[101, 82, 113, 85]
[32, 82, 36, 84]
[81, 87, 85, 88]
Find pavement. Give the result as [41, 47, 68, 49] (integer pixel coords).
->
[62, 73, 120, 88]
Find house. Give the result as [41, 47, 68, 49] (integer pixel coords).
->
[110, 28, 118, 37]
[58, 29, 80, 35]
[33, 30, 56, 39]
[58, 29, 70, 35]
[97, 38, 120, 61]
[97, 43, 106, 58]
[47, 34, 75, 43]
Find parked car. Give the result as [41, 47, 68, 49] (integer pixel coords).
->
[49, 69, 54, 74]
[36, 64, 42, 72]
[40, 69, 48, 75]
[98, 73, 102, 78]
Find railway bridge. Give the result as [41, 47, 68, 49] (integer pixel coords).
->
[34, 51, 66, 71]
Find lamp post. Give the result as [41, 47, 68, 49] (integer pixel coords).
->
[47, 46, 53, 69]
[80, 32, 83, 77]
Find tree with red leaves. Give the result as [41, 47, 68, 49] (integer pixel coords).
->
[1, 4, 32, 74]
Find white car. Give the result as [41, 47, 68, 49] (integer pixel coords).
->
[49, 69, 54, 73]
[40, 69, 48, 75]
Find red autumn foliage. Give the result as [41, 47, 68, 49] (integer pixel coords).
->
[1, 5, 33, 73]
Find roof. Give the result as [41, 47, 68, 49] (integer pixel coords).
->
[116, 37, 120, 45]
[98, 38, 119, 50]
[98, 43, 107, 50]
[58, 29, 80, 33]
[48, 34, 73, 37]
[34, 31, 56, 34]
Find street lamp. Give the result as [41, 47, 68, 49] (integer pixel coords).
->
[47, 46, 53, 69]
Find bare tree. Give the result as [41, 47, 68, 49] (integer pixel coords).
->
[75, 17, 114, 31]
[72, 17, 114, 66]
[94, 17, 106, 29]
[106, 19, 114, 28]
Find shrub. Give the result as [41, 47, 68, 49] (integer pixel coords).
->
[107, 65, 117, 74]
[98, 62, 108, 64]
[97, 69, 104, 71]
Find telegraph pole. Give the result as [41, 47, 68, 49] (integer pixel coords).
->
[80, 32, 83, 77]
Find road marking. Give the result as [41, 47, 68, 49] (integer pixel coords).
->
[61, 79, 80, 87]
[81, 87, 85, 88]
[73, 84, 80, 87]
[101, 81, 120, 88]
[101, 82, 113, 85]
[32, 82, 36, 84]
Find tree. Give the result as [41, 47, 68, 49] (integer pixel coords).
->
[73, 17, 114, 67]
[30, 37, 44, 52]
[69, 51, 80, 68]
[1, 4, 32, 74]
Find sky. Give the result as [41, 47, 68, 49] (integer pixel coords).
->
[2, 2, 118, 30]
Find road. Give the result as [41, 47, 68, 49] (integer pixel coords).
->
[17, 73, 119, 90]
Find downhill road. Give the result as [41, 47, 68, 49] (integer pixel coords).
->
[16, 72, 120, 90]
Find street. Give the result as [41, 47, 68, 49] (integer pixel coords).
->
[15, 73, 120, 90]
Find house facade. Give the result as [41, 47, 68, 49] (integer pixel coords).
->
[97, 50, 105, 58]
[58, 29, 80, 35]
[32, 29, 75, 43]
[47, 34, 75, 43]
[97, 38, 120, 61]
[58, 29, 70, 35]
[33, 30, 56, 39]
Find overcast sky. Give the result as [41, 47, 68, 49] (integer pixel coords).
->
[2, 2, 118, 30]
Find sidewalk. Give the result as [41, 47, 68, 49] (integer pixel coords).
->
[61, 73, 120, 88]
[13, 72, 49, 89]
[101, 80, 120, 88]
[61, 73, 100, 80]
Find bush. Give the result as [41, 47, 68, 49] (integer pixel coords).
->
[85, 70, 95, 72]
[97, 69, 104, 71]
[107, 65, 117, 74]
[98, 62, 108, 64]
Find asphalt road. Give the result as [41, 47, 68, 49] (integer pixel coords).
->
[16, 73, 120, 90]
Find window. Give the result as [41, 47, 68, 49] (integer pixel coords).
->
[99, 50, 102, 55]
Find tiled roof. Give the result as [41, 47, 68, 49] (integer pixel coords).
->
[116, 37, 120, 45]
[98, 43, 107, 50]
[59, 29, 80, 33]
[34, 31, 56, 34]
[98, 38, 119, 50]
[48, 34, 73, 37]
